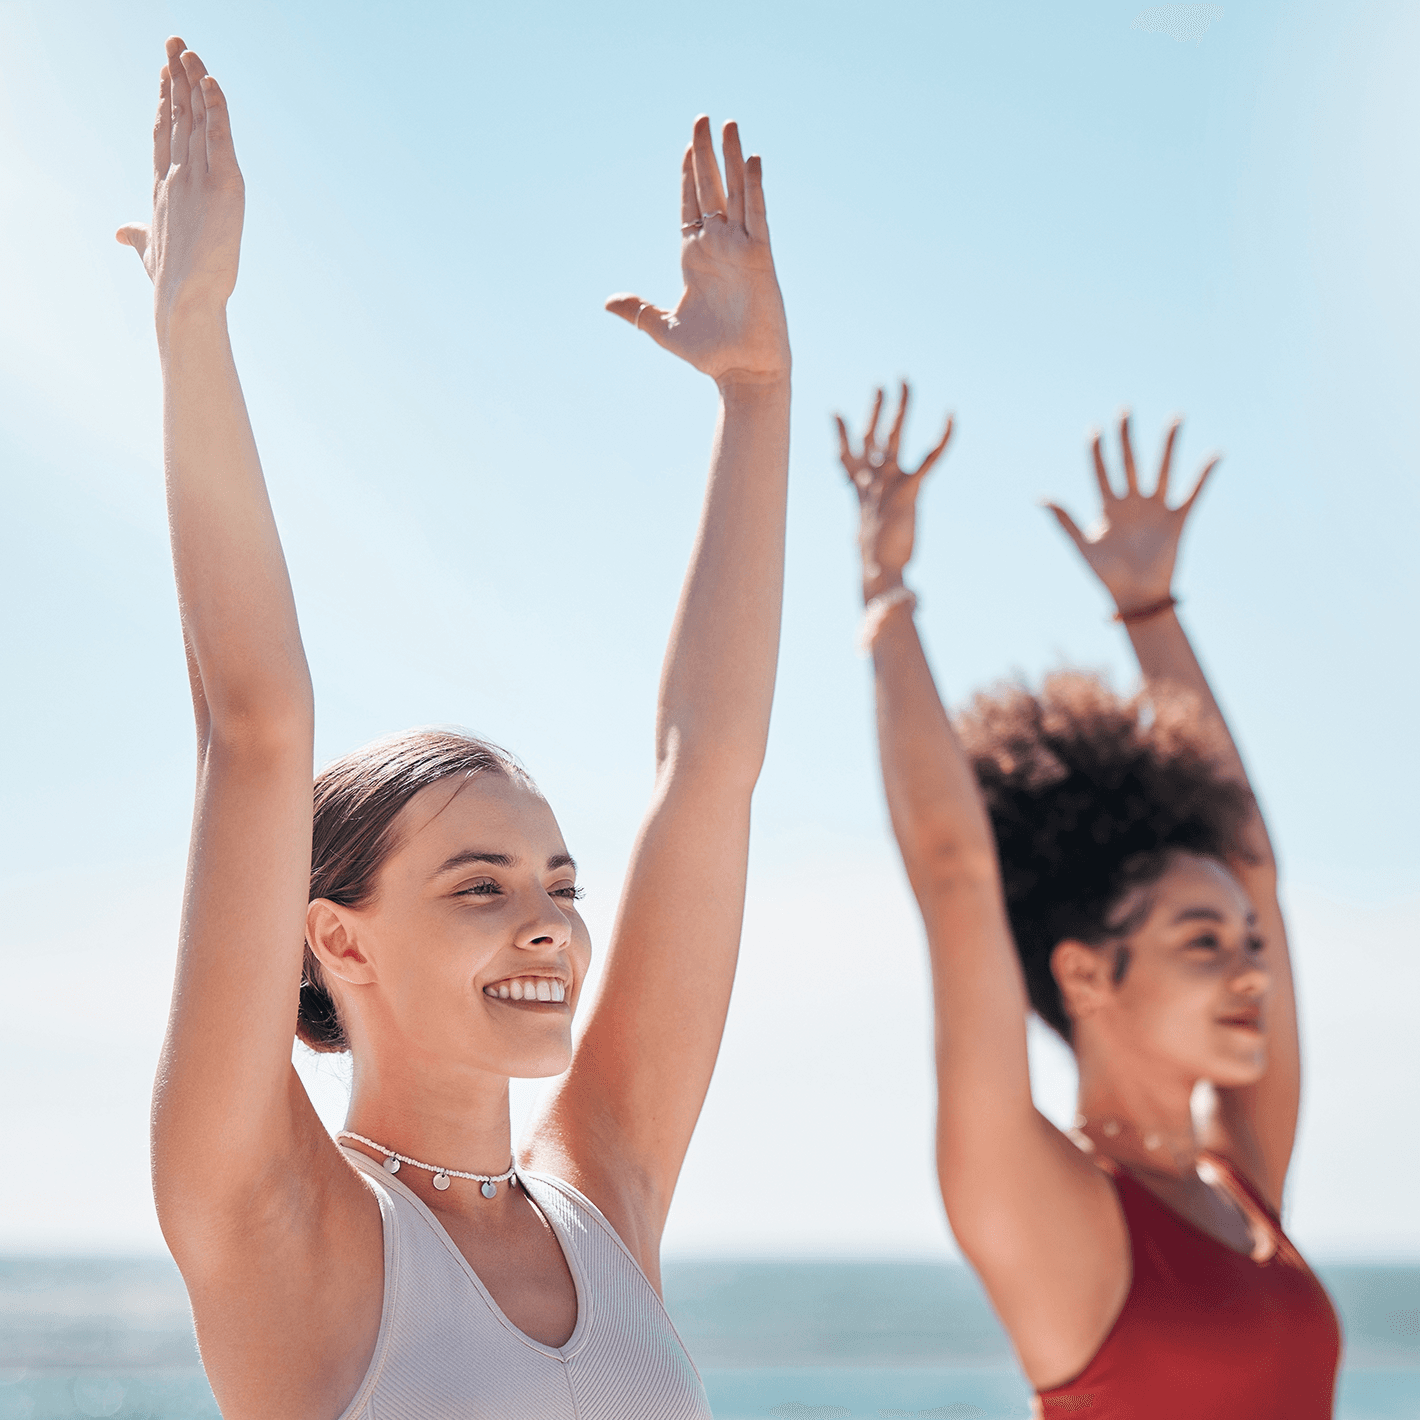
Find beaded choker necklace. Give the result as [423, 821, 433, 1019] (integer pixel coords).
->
[338, 1131, 518, 1199]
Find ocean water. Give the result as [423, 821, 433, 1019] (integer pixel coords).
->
[1, 1257, 1417, 1418]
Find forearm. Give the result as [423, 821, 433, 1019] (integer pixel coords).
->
[161, 302, 312, 737]
[655, 375, 790, 787]
[870, 598, 996, 876]
[1123, 608, 1275, 868]
[871, 603, 1034, 1115]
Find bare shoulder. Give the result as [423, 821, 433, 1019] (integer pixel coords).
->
[942, 1112, 1131, 1392]
[169, 1121, 387, 1420]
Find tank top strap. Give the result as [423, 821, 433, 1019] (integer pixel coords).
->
[1198, 1150, 1279, 1223]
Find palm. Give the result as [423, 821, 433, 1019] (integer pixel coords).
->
[606, 117, 790, 386]
[670, 237, 787, 382]
[1046, 415, 1219, 611]
[836, 384, 953, 587]
[116, 39, 244, 315]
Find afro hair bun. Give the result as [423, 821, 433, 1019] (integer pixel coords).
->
[956, 671, 1255, 1042]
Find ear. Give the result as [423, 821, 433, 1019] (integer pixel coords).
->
[306, 899, 378, 987]
[1051, 938, 1113, 1026]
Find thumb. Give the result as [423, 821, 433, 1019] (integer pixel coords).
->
[1043, 501, 1091, 555]
[605, 293, 674, 349]
[116, 224, 150, 260]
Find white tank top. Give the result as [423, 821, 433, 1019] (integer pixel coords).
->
[334, 1147, 712, 1420]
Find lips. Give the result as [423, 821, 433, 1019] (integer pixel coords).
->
[1218, 1012, 1262, 1030]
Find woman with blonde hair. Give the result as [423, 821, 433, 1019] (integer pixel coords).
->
[118, 35, 790, 1420]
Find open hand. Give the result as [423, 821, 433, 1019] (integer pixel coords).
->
[1045, 414, 1219, 613]
[116, 37, 244, 319]
[607, 117, 790, 388]
[836, 382, 953, 592]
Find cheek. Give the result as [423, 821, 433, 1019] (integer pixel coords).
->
[1121, 964, 1219, 1046]
[571, 924, 594, 981]
[383, 908, 502, 1002]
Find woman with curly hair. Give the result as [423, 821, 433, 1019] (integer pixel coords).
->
[116, 35, 790, 1420]
[837, 387, 1339, 1417]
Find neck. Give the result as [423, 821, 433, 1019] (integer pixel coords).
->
[342, 1040, 516, 1183]
[1073, 1046, 1200, 1178]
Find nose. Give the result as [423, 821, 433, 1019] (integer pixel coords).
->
[515, 886, 573, 952]
[1229, 955, 1270, 998]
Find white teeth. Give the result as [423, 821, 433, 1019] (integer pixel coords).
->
[489, 977, 568, 1002]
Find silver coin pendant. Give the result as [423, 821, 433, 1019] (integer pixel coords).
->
[432, 1172, 451, 1191]
[383, 1156, 401, 1174]
[481, 1180, 497, 1199]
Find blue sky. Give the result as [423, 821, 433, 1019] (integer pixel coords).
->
[1, 0, 1416, 1257]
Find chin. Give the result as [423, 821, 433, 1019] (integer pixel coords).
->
[1207, 1047, 1268, 1089]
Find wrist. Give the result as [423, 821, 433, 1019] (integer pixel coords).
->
[862, 567, 905, 605]
[715, 369, 791, 406]
[858, 583, 917, 654]
[1112, 592, 1178, 625]
[155, 289, 230, 346]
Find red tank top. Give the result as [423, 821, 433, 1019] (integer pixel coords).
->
[1036, 1152, 1341, 1418]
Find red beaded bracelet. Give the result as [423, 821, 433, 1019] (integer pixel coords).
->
[1112, 595, 1178, 625]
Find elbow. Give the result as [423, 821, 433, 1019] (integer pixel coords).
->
[201, 692, 314, 762]
[897, 828, 1001, 897]
[654, 728, 765, 801]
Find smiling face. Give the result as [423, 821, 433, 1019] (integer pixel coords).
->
[1055, 850, 1271, 1088]
[312, 770, 592, 1082]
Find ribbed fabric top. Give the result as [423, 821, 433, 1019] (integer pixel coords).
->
[334, 1147, 711, 1420]
[1037, 1151, 1341, 1418]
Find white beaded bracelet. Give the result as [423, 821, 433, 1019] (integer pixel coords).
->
[858, 586, 918, 654]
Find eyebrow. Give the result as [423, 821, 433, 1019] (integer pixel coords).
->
[431, 849, 577, 878]
[1172, 906, 1259, 927]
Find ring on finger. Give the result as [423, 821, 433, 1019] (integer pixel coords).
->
[701, 209, 726, 223]
[680, 219, 703, 233]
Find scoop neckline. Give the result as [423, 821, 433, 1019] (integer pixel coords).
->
[1112, 1150, 1274, 1262]
[342, 1144, 590, 1359]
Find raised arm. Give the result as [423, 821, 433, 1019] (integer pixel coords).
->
[841, 386, 1129, 1389]
[526, 118, 791, 1280]
[118, 42, 377, 1405]
[1045, 415, 1299, 1206]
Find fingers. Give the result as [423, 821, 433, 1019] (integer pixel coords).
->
[1044, 502, 1091, 555]
[181, 49, 210, 171]
[1180, 455, 1221, 516]
[834, 415, 855, 473]
[690, 114, 727, 220]
[1091, 431, 1116, 503]
[605, 293, 674, 350]
[680, 145, 697, 230]
[1119, 411, 1139, 494]
[886, 381, 909, 460]
[912, 414, 955, 480]
[863, 388, 884, 450]
[722, 122, 746, 229]
[200, 73, 237, 176]
[1156, 417, 1182, 500]
[115, 224, 150, 260]
[166, 36, 192, 168]
[744, 154, 769, 242]
[152, 65, 172, 180]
